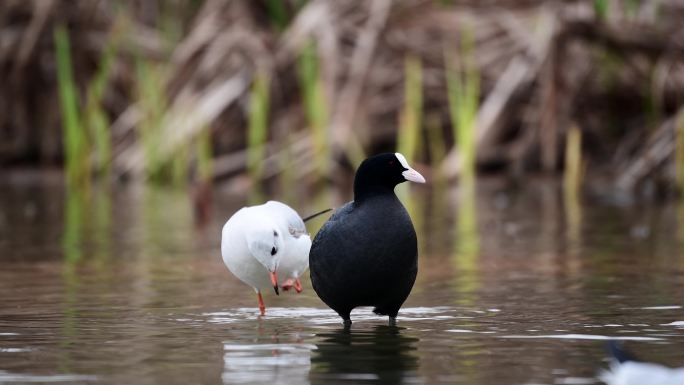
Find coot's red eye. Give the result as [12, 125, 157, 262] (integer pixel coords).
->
[389, 160, 394, 165]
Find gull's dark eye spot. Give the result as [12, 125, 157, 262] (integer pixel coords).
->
[273, 230, 278, 237]
[271, 247, 277, 255]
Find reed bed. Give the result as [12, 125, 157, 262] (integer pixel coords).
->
[445, 28, 479, 185]
[2, 0, 684, 198]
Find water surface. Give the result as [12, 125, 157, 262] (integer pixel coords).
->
[1, 174, 683, 384]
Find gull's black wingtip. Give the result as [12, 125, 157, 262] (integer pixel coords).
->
[606, 341, 638, 364]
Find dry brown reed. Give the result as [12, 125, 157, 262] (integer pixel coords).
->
[1, 0, 684, 195]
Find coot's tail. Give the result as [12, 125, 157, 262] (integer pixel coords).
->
[302, 208, 333, 223]
[606, 341, 638, 364]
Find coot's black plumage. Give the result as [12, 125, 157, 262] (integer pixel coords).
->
[309, 153, 425, 326]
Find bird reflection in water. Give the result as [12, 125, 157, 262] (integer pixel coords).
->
[310, 325, 419, 384]
[222, 325, 314, 385]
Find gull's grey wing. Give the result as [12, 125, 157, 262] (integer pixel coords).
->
[264, 200, 307, 237]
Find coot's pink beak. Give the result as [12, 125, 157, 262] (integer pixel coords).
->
[270, 271, 279, 295]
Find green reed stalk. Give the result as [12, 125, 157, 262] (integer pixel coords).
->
[55, 24, 88, 187]
[135, 59, 166, 182]
[676, 119, 684, 241]
[62, 186, 84, 264]
[397, 55, 423, 162]
[563, 125, 583, 198]
[85, 20, 123, 176]
[563, 124, 583, 256]
[171, 145, 189, 187]
[91, 183, 112, 267]
[445, 29, 479, 183]
[265, 0, 289, 31]
[159, 1, 183, 44]
[625, 0, 639, 18]
[87, 104, 110, 175]
[247, 72, 271, 181]
[426, 114, 446, 171]
[298, 41, 329, 176]
[594, 0, 608, 20]
[279, 131, 297, 204]
[453, 181, 480, 306]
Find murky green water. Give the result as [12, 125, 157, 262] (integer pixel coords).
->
[1, 173, 683, 385]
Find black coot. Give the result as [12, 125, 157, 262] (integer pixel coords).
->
[309, 152, 426, 326]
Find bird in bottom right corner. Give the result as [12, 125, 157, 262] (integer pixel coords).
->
[309, 152, 426, 327]
[599, 341, 684, 385]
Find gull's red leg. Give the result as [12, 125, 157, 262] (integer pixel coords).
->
[281, 278, 295, 291]
[294, 279, 302, 293]
[257, 291, 266, 316]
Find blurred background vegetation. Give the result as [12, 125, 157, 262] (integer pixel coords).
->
[1, 0, 684, 202]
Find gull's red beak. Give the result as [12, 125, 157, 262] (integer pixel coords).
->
[270, 271, 279, 295]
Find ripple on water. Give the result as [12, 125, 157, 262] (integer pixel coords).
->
[203, 306, 465, 326]
[0, 347, 34, 353]
[498, 334, 663, 341]
[635, 306, 682, 310]
[0, 371, 98, 383]
[555, 377, 599, 385]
